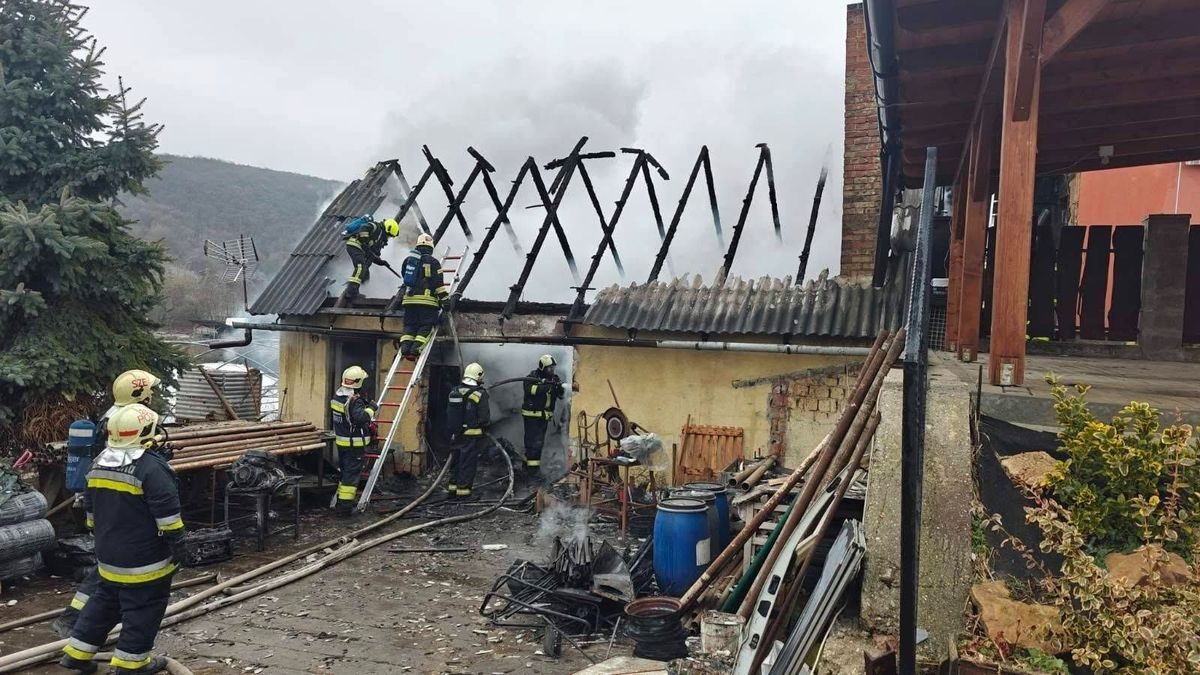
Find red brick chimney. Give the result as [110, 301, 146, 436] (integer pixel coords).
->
[841, 3, 881, 280]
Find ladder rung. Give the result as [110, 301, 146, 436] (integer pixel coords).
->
[387, 385, 407, 391]
[442, 268, 456, 273]
[444, 255, 463, 260]
[380, 402, 402, 407]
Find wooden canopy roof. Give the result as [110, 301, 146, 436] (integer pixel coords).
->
[887, 0, 1200, 186]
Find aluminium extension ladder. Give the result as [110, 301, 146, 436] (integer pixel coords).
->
[349, 245, 470, 513]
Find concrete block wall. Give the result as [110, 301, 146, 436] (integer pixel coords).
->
[842, 3, 882, 280]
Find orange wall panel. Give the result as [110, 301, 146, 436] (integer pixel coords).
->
[1077, 163, 1200, 226]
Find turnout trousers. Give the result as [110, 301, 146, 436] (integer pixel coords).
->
[336, 444, 367, 508]
[400, 305, 439, 359]
[58, 566, 101, 635]
[523, 416, 548, 470]
[65, 577, 173, 671]
[344, 245, 372, 300]
[450, 436, 487, 497]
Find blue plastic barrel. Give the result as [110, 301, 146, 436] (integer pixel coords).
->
[653, 498, 711, 596]
[683, 482, 730, 549]
[672, 489, 719, 555]
[65, 419, 97, 493]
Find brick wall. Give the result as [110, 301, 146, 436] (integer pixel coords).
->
[763, 363, 860, 465]
[842, 3, 882, 280]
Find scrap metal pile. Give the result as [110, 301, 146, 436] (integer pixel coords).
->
[480, 534, 654, 639]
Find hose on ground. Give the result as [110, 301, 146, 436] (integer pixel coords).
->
[0, 447, 513, 672]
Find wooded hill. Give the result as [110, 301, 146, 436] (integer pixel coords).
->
[122, 154, 342, 277]
[119, 155, 342, 326]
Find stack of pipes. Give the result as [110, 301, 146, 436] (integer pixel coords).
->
[163, 421, 327, 472]
[677, 329, 903, 673]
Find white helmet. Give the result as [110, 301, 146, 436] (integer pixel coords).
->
[463, 363, 484, 383]
[416, 233, 434, 248]
[341, 365, 369, 389]
[538, 355, 556, 370]
[107, 404, 160, 449]
[113, 369, 160, 406]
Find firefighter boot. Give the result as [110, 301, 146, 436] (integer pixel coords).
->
[57, 654, 98, 673]
[114, 655, 168, 674]
[333, 499, 354, 518]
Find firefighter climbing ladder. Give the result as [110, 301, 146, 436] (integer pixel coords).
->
[353, 245, 470, 513]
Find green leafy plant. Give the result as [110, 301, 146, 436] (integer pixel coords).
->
[0, 0, 188, 450]
[1045, 374, 1200, 554]
[1024, 493, 1200, 674]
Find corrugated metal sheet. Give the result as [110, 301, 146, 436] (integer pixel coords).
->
[174, 368, 263, 423]
[582, 271, 908, 338]
[248, 162, 393, 315]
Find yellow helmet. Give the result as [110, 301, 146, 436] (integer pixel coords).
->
[416, 233, 434, 248]
[382, 218, 400, 237]
[464, 363, 484, 383]
[341, 365, 369, 389]
[112, 369, 161, 406]
[107, 404, 160, 449]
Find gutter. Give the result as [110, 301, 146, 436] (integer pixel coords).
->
[863, 0, 903, 287]
[206, 327, 252, 349]
[226, 318, 871, 357]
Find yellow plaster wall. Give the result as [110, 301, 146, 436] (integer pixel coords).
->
[571, 344, 857, 482]
[279, 330, 329, 428]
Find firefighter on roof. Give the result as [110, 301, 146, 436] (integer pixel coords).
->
[521, 355, 564, 478]
[56, 369, 162, 639]
[62, 404, 183, 675]
[329, 365, 376, 515]
[342, 215, 400, 303]
[446, 362, 490, 499]
[398, 232, 449, 361]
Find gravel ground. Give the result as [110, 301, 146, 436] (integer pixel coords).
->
[1, 473, 635, 674]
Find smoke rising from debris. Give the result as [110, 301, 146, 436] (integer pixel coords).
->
[83, 1, 850, 299]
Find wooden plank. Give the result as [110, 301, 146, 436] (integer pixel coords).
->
[1108, 225, 1144, 342]
[1041, 0, 1114, 62]
[1186, 226, 1200, 344]
[1079, 225, 1113, 340]
[957, 108, 995, 361]
[1012, 0, 1047, 122]
[989, 0, 1042, 385]
[946, 170, 968, 350]
[1054, 226, 1086, 340]
[1027, 220, 1057, 338]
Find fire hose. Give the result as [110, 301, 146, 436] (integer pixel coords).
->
[0, 436, 515, 672]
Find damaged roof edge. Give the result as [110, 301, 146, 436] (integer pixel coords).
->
[581, 268, 908, 339]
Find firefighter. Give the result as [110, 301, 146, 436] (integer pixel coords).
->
[447, 363, 490, 500]
[521, 355, 564, 477]
[343, 216, 401, 303]
[55, 369, 162, 639]
[61, 404, 183, 675]
[329, 365, 376, 516]
[398, 232, 449, 361]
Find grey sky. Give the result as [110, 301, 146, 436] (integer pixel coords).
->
[85, 1, 853, 297]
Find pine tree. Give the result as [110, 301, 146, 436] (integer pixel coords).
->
[0, 0, 188, 449]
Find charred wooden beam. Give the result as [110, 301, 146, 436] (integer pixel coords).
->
[423, 146, 474, 242]
[795, 164, 828, 284]
[648, 146, 721, 283]
[718, 143, 771, 282]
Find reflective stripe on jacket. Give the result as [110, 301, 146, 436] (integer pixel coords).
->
[331, 394, 374, 447]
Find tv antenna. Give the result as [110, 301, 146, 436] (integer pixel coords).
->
[203, 234, 260, 309]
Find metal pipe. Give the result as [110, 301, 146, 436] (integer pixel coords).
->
[740, 455, 777, 490]
[729, 456, 768, 487]
[169, 430, 320, 452]
[207, 328, 251, 350]
[678, 331, 889, 611]
[164, 421, 310, 442]
[736, 332, 895, 620]
[170, 442, 325, 471]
